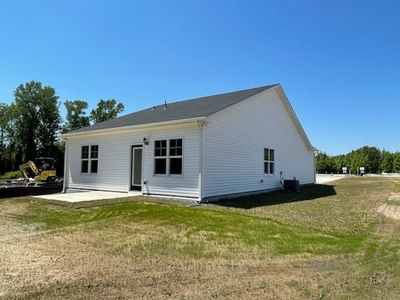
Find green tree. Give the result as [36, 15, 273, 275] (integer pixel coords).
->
[62, 100, 90, 132]
[393, 153, 400, 173]
[14, 81, 60, 161]
[0, 103, 9, 172]
[90, 99, 124, 123]
[348, 146, 381, 174]
[37, 86, 61, 157]
[381, 150, 394, 173]
[0, 103, 19, 171]
[350, 151, 368, 174]
[332, 155, 349, 173]
[316, 152, 335, 173]
[361, 146, 381, 173]
[0, 103, 8, 147]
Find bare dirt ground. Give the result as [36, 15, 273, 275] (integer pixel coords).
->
[0, 222, 325, 299]
[377, 193, 400, 221]
[0, 203, 347, 299]
[377, 204, 400, 221]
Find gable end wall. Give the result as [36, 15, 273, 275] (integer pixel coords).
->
[203, 88, 315, 199]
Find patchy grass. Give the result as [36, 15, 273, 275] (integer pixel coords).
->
[4, 197, 363, 257]
[1, 177, 400, 299]
[213, 178, 390, 236]
[386, 199, 400, 206]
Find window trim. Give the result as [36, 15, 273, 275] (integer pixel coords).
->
[81, 144, 99, 174]
[264, 148, 275, 176]
[153, 138, 184, 177]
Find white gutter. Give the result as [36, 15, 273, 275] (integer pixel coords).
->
[62, 138, 68, 193]
[197, 120, 206, 201]
[62, 117, 207, 139]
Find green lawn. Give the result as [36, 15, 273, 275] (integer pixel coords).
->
[1, 177, 400, 299]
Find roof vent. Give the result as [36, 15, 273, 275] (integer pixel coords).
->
[152, 106, 156, 110]
[163, 100, 167, 110]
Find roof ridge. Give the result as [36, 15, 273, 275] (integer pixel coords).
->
[154, 84, 278, 108]
[108, 84, 277, 120]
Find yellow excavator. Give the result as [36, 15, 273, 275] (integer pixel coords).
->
[19, 157, 57, 183]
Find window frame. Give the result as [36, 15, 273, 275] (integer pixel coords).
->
[81, 144, 99, 174]
[154, 140, 167, 175]
[168, 138, 183, 175]
[264, 148, 275, 176]
[81, 146, 89, 174]
[153, 138, 183, 176]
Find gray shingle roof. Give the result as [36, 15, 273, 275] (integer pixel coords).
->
[67, 84, 277, 134]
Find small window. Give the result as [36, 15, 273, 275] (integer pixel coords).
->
[154, 140, 167, 174]
[264, 148, 275, 175]
[81, 146, 89, 173]
[154, 139, 183, 175]
[90, 145, 98, 173]
[81, 145, 99, 174]
[169, 139, 182, 175]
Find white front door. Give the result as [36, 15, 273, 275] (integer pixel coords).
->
[131, 146, 143, 191]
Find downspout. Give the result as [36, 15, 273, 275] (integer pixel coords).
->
[197, 121, 206, 202]
[313, 148, 317, 184]
[62, 138, 69, 193]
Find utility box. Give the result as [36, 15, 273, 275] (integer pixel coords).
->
[283, 180, 300, 192]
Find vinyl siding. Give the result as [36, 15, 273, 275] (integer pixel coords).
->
[203, 88, 315, 199]
[66, 123, 200, 198]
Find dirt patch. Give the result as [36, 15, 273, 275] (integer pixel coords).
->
[0, 228, 313, 299]
[377, 204, 400, 221]
[0, 201, 43, 243]
[388, 193, 400, 201]
[0, 216, 353, 300]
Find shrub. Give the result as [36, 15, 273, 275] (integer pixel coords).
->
[0, 170, 23, 179]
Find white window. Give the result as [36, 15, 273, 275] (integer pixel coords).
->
[154, 140, 167, 174]
[81, 145, 98, 174]
[154, 139, 183, 175]
[169, 139, 182, 175]
[81, 146, 89, 173]
[264, 148, 274, 175]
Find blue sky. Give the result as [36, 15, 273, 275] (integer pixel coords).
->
[0, 0, 399, 155]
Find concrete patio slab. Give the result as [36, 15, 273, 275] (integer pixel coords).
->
[34, 190, 141, 202]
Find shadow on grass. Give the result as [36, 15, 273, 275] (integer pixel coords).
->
[215, 184, 337, 209]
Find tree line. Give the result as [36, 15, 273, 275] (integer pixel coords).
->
[0, 81, 124, 174]
[316, 146, 400, 174]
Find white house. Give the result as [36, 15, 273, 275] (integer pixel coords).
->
[62, 84, 315, 202]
